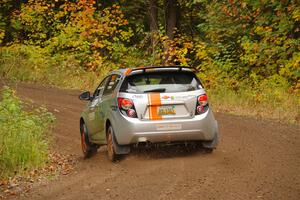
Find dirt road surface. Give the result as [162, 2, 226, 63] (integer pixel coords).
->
[2, 81, 300, 200]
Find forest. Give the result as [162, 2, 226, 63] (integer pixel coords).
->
[0, 0, 299, 122]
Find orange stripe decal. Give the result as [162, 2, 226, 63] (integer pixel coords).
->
[147, 94, 152, 120]
[124, 68, 132, 76]
[148, 93, 162, 120]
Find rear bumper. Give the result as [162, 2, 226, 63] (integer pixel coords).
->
[111, 109, 219, 145]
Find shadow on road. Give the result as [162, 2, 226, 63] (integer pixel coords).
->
[128, 144, 212, 160]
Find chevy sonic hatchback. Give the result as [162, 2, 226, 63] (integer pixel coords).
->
[79, 66, 219, 161]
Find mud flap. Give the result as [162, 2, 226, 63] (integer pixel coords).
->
[203, 120, 219, 149]
[112, 133, 131, 154]
[202, 132, 219, 149]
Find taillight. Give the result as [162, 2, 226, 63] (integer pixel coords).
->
[126, 109, 136, 118]
[195, 94, 209, 115]
[117, 98, 137, 118]
[197, 94, 208, 106]
[118, 98, 133, 110]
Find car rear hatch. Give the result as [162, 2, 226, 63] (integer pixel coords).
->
[118, 69, 205, 120]
[143, 92, 196, 120]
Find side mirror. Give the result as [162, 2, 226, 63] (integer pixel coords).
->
[79, 91, 91, 101]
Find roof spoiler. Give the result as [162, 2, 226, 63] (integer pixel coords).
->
[124, 66, 199, 76]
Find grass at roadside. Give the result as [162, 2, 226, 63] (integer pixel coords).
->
[0, 87, 55, 179]
[207, 86, 299, 124]
[0, 44, 101, 90]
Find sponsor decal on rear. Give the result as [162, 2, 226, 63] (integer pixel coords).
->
[161, 95, 175, 100]
[162, 95, 170, 100]
[156, 124, 182, 131]
[173, 95, 194, 101]
[132, 94, 143, 99]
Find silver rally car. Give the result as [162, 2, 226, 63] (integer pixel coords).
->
[79, 66, 219, 161]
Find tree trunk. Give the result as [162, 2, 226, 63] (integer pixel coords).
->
[149, 0, 158, 33]
[148, 0, 158, 62]
[148, 0, 158, 59]
[165, 0, 177, 40]
[163, 0, 178, 65]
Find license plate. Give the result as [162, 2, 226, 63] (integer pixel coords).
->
[158, 106, 176, 116]
[156, 124, 182, 131]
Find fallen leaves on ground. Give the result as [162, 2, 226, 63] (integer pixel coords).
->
[0, 152, 78, 199]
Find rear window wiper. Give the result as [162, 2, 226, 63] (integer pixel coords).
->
[143, 88, 166, 93]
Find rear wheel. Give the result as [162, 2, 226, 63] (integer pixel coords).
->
[80, 123, 98, 159]
[106, 126, 119, 162]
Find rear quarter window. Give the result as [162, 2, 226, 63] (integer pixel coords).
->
[103, 74, 120, 95]
[120, 71, 203, 94]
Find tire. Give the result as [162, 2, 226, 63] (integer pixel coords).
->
[106, 126, 119, 162]
[80, 122, 98, 159]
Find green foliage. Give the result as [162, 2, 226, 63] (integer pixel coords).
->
[50, 2, 133, 70]
[10, 0, 133, 71]
[195, 0, 300, 88]
[0, 0, 15, 44]
[11, 0, 56, 45]
[0, 87, 55, 178]
[134, 30, 196, 66]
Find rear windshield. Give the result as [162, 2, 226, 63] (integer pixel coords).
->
[120, 71, 203, 94]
